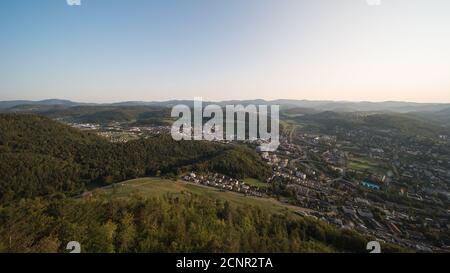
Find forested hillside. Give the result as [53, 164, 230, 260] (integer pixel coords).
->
[6, 105, 172, 125]
[0, 193, 405, 253]
[0, 114, 269, 203]
[289, 111, 450, 138]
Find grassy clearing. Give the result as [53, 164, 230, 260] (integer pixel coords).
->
[348, 158, 386, 173]
[243, 177, 270, 189]
[98, 178, 307, 215]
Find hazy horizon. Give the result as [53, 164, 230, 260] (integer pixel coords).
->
[1, 0, 450, 103]
[0, 95, 450, 104]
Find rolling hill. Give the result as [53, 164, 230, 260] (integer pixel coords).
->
[2, 98, 450, 113]
[0, 114, 269, 203]
[287, 110, 450, 138]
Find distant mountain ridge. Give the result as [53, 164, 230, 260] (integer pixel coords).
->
[0, 99, 84, 109]
[1, 98, 450, 113]
[414, 107, 450, 124]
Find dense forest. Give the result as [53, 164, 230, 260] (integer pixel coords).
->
[0, 114, 269, 203]
[290, 111, 450, 138]
[0, 193, 404, 253]
[7, 105, 171, 124]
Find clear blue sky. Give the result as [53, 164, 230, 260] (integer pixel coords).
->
[1, 0, 450, 102]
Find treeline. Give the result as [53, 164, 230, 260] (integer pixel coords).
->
[0, 114, 269, 203]
[296, 111, 450, 139]
[34, 105, 170, 124]
[0, 193, 405, 253]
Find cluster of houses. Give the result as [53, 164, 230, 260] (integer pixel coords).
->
[182, 173, 264, 197]
[69, 122, 98, 130]
[65, 120, 172, 143]
[260, 152, 290, 167]
[255, 128, 450, 252]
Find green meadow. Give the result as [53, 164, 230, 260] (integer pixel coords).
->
[97, 177, 306, 215]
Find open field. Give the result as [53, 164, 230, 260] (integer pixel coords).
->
[97, 177, 311, 215]
[348, 158, 387, 173]
[243, 177, 270, 189]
